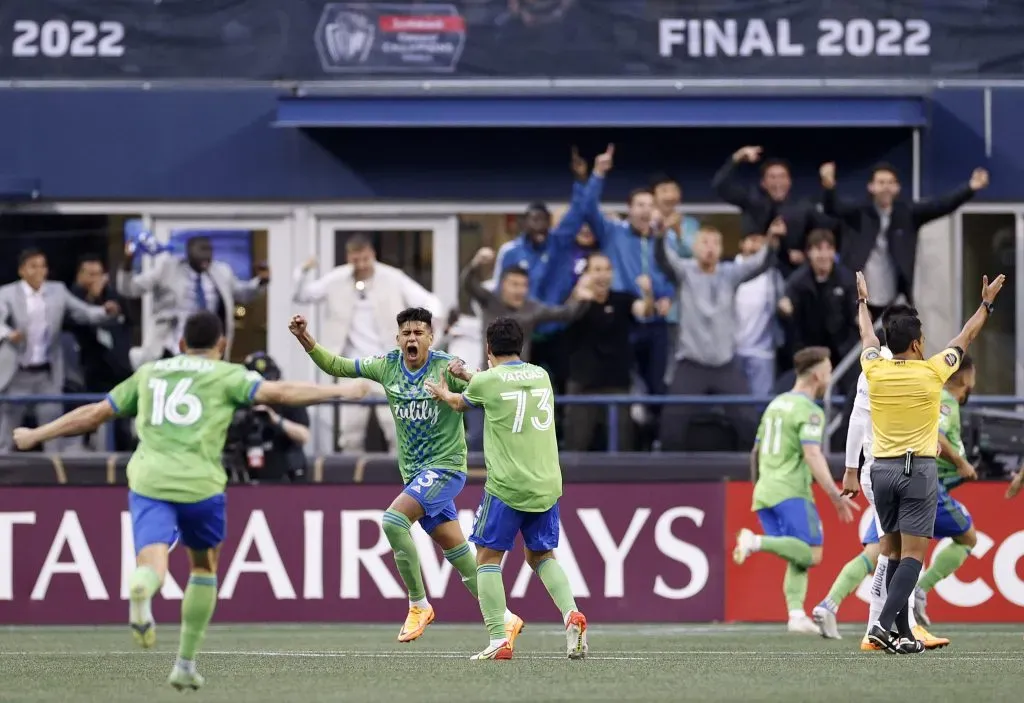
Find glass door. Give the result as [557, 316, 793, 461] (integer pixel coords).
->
[149, 218, 291, 363]
[304, 216, 458, 454]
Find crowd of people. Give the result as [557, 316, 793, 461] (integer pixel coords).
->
[0, 144, 990, 455]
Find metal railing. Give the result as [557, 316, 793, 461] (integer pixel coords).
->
[6, 391, 1024, 454]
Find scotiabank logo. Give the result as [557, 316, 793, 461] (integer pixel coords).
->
[0, 484, 727, 624]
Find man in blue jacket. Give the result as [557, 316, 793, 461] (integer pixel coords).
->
[578, 145, 676, 418]
[492, 151, 603, 394]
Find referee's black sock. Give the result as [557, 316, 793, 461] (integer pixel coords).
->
[885, 558, 900, 591]
[878, 558, 923, 632]
[895, 605, 913, 640]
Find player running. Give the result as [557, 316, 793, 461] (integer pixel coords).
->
[914, 354, 980, 626]
[12, 311, 365, 691]
[811, 306, 950, 649]
[425, 316, 586, 661]
[289, 309, 523, 646]
[733, 347, 859, 634]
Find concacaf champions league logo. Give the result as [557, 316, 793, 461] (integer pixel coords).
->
[320, 9, 376, 65]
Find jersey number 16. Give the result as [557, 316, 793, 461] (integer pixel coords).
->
[148, 378, 203, 426]
[500, 389, 553, 433]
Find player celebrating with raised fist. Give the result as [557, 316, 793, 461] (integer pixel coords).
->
[289, 310, 524, 647]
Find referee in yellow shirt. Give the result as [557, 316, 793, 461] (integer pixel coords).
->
[853, 270, 1004, 653]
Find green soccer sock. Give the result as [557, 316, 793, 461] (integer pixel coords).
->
[760, 536, 814, 569]
[178, 573, 217, 661]
[535, 558, 578, 621]
[825, 553, 874, 609]
[381, 509, 426, 602]
[477, 564, 507, 640]
[918, 543, 971, 592]
[443, 543, 478, 598]
[129, 565, 161, 599]
[784, 563, 809, 613]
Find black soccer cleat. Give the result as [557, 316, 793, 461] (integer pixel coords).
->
[867, 624, 899, 653]
[896, 637, 926, 654]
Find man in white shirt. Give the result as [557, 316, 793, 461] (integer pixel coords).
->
[293, 234, 444, 453]
[0, 249, 118, 451]
[733, 223, 785, 396]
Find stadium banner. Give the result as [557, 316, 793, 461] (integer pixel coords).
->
[0, 483, 726, 624]
[724, 482, 1024, 623]
[1, 1, 1024, 81]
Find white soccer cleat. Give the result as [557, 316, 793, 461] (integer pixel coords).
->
[811, 603, 842, 640]
[470, 640, 513, 660]
[732, 528, 757, 565]
[565, 611, 588, 660]
[787, 613, 820, 635]
[128, 583, 156, 650]
[913, 586, 930, 626]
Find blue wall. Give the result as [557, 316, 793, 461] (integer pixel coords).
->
[0, 88, 1020, 202]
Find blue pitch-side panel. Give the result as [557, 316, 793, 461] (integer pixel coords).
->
[276, 96, 928, 129]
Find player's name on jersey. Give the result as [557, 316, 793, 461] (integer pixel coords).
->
[495, 367, 547, 382]
[152, 357, 218, 373]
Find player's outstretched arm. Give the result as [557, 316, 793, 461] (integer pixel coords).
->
[288, 314, 359, 378]
[947, 274, 1005, 353]
[1007, 468, 1024, 499]
[13, 401, 115, 450]
[854, 272, 880, 349]
[254, 380, 368, 407]
[803, 442, 859, 523]
[425, 375, 469, 413]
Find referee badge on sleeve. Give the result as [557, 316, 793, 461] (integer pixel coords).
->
[944, 352, 958, 367]
[864, 349, 880, 361]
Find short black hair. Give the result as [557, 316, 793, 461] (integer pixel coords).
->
[884, 314, 923, 354]
[345, 234, 374, 252]
[649, 173, 678, 191]
[501, 265, 529, 280]
[627, 187, 653, 205]
[525, 202, 550, 217]
[584, 251, 610, 271]
[183, 311, 223, 350]
[871, 162, 899, 181]
[760, 158, 791, 177]
[805, 229, 835, 250]
[879, 304, 919, 346]
[18, 248, 45, 267]
[486, 317, 524, 358]
[77, 253, 104, 270]
[396, 307, 433, 328]
[186, 236, 211, 252]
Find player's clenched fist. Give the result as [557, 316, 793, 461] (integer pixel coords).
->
[447, 358, 473, 382]
[288, 315, 307, 336]
[12, 427, 38, 451]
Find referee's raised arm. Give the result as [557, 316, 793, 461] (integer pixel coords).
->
[946, 274, 1006, 354]
[853, 272, 880, 350]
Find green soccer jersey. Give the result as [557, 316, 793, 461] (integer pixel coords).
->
[462, 361, 562, 512]
[752, 391, 825, 510]
[107, 356, 262, 503]
[937, 388, 966, 491]
[308, 345, 468, 483]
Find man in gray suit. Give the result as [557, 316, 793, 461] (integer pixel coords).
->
[118, 235, 269, 365]
[0, 249, 118, 452]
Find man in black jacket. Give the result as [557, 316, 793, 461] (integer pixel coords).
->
[820, 161, 989, 317]
[713, 145, 836, 276]
[779, 230, 858, 391]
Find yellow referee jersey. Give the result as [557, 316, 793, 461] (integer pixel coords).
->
[860, 345, 962, 458]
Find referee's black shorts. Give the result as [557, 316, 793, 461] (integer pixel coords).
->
[870, 456, 939, 538]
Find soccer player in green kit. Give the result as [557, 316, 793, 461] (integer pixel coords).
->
[13, 311, 367, 690]
[425, 316, 587, 661]
[289, 309, 524, 646]
[733, 346, 859, 633]
[913, 354, 980, 626]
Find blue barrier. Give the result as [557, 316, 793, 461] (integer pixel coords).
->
[3, 394, 1023, 454]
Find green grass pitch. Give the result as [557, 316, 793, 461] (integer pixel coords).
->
[1, 623, 1020, 702]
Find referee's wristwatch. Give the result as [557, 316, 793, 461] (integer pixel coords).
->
[982, 300, 995, 314]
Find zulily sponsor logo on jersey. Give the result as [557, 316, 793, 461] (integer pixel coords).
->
[393, 399, 440, 424]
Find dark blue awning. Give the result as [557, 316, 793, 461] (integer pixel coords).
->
[0, 176, 40, 201]
[275, 96, 927, 129]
